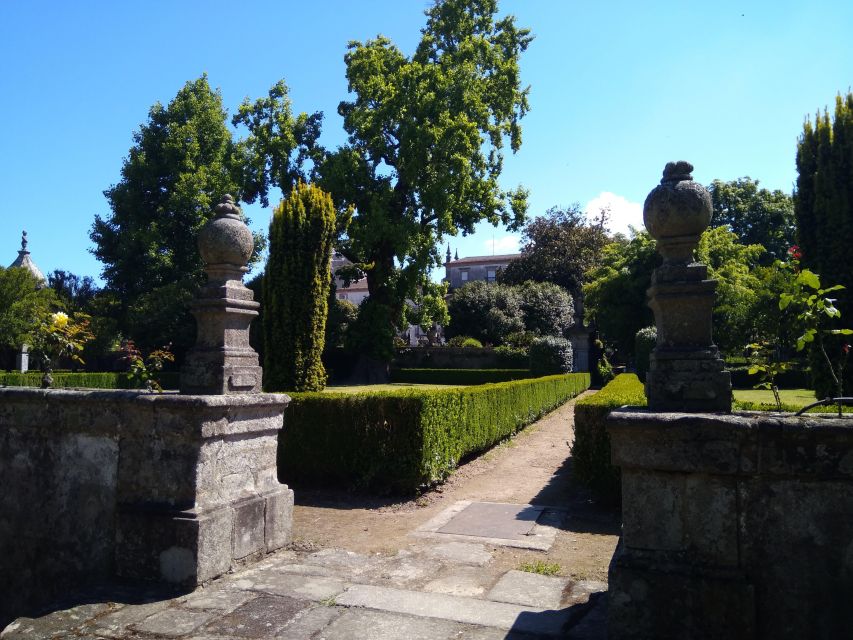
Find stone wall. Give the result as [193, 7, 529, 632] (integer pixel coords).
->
[0, 388, 291, 627]
[606, 409, 853, 640]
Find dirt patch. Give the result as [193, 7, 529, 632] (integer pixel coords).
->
[290, 390, 620, 582]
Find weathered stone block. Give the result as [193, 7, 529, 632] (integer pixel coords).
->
[264, 487, 294, 553]
[607, 409, 853, 640]
[232, 495, 266, 560]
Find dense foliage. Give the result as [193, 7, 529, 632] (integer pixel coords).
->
[583, 232, 659, 358]
[634, 326, 656, 382]
[498, 205, 609, 297]
[572, 373, 646, 504]
[279, 373, 590, 493]
[795, 91, 853, 396]
[446, 281, 573, 345]
[0, 371, 180, 390]
[529, 336, 573, 377]
[390, 368, 531, 385]
[314, 0, 533, 368]
[264, 183, 336, 392]
[0, 267, 55, 350]
[708, 177, 795, 263]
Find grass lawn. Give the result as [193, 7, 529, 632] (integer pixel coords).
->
[321, 383, 464, 394]
[733, 388, 816, 407]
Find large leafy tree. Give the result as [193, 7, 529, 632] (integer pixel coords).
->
[91, 76, 316, 355]
[498, 205, 609, 298]
[708, 177, 795, 263]
[316, 0, 533, 370]
[795, 91, 853, 392]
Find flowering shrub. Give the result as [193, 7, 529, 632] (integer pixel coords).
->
[31, 311, 94, 387]
[120, 340, 175, 392]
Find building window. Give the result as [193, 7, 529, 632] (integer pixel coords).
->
[460, 270, 469, 282]
[486, 268, 497, 282]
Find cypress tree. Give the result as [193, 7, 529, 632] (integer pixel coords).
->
[263, 183, 336, 391]
[795, 92, 853, 395]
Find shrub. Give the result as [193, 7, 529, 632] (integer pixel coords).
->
[572, 373, 646, 504]
[264, 182, 336, 392]
[279, 372, 591, 493]
[390, 368, 532, 385]
[494, 345, 529, 368]
[447, 335, 483, 349]
[529, 336, 573, 377]
[0, 371, 180, 390]
[634, 326, 656, 382]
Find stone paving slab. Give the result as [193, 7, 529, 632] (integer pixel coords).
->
[131, 607, 218, 637]
[198, 595, 309, 638]
[487, 570, 571, 609]
[412, 501, 564, 550]
[438, 502, 543, 539]
[320, 609, 469, 640]
[233, 570, 347, 601]
[335, 584, 572, 636]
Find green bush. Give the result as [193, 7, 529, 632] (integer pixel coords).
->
[279, 372, 591, 493]
[529, 336, 573, 377]
[572, 373, 646, 504]
[447, 335, 483, 349]
[494, 345, 529, 368]
[0, 371, 180, 390]
[634, 326, 656, 382]
[390, 368, 532, 385]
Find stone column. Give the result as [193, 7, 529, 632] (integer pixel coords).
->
[15, 344, 29, 373]
[181, 195, 263, 394]
[643, 161, 731, 412]
[115, 194, 293, 586]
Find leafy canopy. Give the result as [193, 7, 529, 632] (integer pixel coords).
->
[317, 0, 533, 362]
[708, 177, 795, 264]
[499, 205, 610, 296]
[0, 267, 56, 349]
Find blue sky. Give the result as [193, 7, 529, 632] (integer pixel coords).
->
[2, 0, 851, 284]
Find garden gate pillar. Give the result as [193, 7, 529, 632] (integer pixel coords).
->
[115, 195, 293, 585]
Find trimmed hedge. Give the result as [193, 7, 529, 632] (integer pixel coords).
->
[729, 366, 811, 390]
[279, 372, 591, 493]
[0, 371, 180, 390]
[572, 373, 646, 504]
[389, 368, 532, 385]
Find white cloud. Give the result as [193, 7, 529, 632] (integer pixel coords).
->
[483, 235, 520, 254]
[585, 192, 644, 236]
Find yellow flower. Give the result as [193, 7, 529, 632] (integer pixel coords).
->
[52, 312, 70, 329]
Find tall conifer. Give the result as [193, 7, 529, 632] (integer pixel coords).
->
[263, 183, 336, 391]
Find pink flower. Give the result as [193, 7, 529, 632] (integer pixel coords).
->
[788, 245, 803, 260]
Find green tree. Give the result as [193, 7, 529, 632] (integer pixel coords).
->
[47, 270, 98, 313]
[795, 92, 853, 393]
[583, 232, 660, 359]
[446, 281, 524, 345]
[314, 0, 532, 373]
[498, 205, 609, 297]
[696, 226, 765, 355]
[263, 183, 336, 391]
[518, 281, 574, 337]
[708, 177, 795, 263]
[0, 267, 55, 349]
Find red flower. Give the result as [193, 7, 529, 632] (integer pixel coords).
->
[844, 343, 850, 355]
[788, 245, 803, 260]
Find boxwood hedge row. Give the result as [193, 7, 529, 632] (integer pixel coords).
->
[572, 373, 646, 504]
[389, 368, 532, 385]
[0, 371, 180, 390]
[279, 372, 590, 493]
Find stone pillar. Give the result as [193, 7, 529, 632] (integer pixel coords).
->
[15, 344, 29, 373]
[642, 161, 731, 412]
[115, 194, 293, 586]
[181, 195, 263, 394]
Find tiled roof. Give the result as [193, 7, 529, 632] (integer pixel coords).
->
[446, 253, 520, 266]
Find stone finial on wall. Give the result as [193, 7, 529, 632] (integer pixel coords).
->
[180, 195, 263, 394]
[643, 161, 731, 411]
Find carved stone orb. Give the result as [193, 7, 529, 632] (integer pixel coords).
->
[643, 161, 712, 263]
[198, 195, 254, 267]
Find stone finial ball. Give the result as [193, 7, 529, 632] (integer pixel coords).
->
[198, 195, 254, 267]
[643, 161, 712, 255]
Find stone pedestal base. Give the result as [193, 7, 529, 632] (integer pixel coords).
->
[116, 487, 293, 584]
[646, 349, 731, 411]
[114, 392, 292, 586]
[606, 409, 853, 640]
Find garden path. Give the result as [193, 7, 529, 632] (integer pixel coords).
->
[1, 391, 618, 639]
